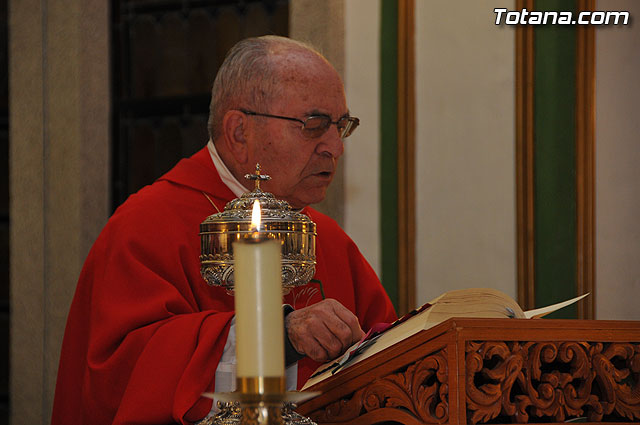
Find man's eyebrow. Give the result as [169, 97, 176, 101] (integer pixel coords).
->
[305, 109, 331, 117]
[305, 109, 351, 118]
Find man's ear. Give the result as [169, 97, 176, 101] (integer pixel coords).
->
[220, 109, 249, 164]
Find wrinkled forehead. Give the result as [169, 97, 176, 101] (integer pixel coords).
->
[268, 50, 347, 111]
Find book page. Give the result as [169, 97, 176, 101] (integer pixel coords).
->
[524, 293, 590, 318]
[302, 288, 589, 390]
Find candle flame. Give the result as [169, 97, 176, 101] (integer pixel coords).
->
[251, 200, 261, 231]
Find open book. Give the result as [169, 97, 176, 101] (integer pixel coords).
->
[302, 288, 588, 390]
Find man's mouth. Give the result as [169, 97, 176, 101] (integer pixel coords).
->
[307, 159, 336, 180]
[309, 169, 334, 182]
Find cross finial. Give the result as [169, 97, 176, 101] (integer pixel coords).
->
[244, 163, 271, 190]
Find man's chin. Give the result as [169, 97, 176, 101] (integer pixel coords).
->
[287, 190, 328, 210]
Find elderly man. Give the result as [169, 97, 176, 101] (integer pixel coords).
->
[51, 36, 396, 425]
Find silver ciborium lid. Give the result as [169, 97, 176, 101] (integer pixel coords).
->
[199, 164, 317, 294]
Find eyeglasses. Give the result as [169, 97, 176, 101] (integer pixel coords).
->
[239, 109, 360, 139]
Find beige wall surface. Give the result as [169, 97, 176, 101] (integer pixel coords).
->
[344, 0, 382, 276]
[10, 0, 110, 423]
[415, 0, 516, 305]
[595, 0, 640, 320]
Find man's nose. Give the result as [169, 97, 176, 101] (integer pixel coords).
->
[316, 127, 344, 158]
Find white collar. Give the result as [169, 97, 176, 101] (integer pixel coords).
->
[207, 139, 248, 198]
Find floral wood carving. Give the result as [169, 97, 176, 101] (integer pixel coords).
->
[309, 349, 449, 424]
[466, 341, 640, 424]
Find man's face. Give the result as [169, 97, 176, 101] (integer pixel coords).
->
[244, 54, 347, 209]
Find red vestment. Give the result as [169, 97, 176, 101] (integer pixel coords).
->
[51, 147, 396, 425]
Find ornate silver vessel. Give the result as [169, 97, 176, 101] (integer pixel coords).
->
[199, 165, 317, 293]
[196, 402, 317, 425]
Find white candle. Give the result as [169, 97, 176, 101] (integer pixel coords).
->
[233, 201, 284, 378]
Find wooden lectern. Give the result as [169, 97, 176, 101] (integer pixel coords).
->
[297, 318, 640, 424]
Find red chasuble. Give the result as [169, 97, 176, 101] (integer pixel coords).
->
[51, 147, 396, 425]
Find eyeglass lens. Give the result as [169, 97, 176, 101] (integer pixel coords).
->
[301, 116, 359, 139]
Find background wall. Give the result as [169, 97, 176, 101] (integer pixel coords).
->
[595, 0, 640, 320]
[9, 0, 110, 423]
[414, 0, 517, 304]
[344, 0, 382, 276]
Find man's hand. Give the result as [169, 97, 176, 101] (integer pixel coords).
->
[285, 299, 365, 363]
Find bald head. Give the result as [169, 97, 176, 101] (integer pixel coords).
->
[208, 36, 333, 142]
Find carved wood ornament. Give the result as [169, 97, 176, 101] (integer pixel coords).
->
[309, 349, 449, 424]
[466, 341, 640, 423]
